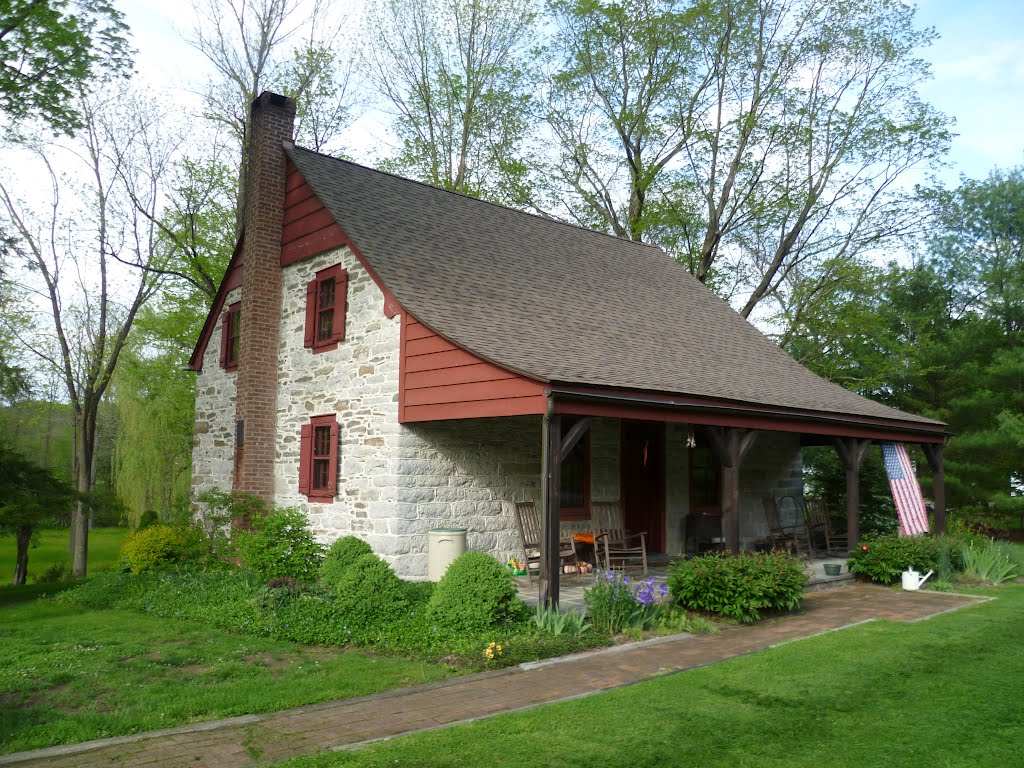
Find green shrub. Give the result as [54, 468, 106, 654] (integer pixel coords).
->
[320, 536, 374, 590]
[962, 540, 1022, 585]
[668, 552, 808, 623]
[334, 553, 408, 639]
[427, 551, 525, 632]
[233, 506, 323, 583]
[119, 524, 205, 574]
[846, 535, 949, 585]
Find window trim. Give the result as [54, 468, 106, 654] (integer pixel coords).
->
[298, 414, 339, 503]
[304, 264, 347, 354]
[220, 301, 241, 372]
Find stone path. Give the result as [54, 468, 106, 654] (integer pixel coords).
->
[0, 585, 985, 768]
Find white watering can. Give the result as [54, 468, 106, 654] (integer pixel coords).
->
[901, 568, 933, 591]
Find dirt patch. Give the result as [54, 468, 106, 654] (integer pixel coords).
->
[179, 663, 213, 675]
[244, 652, 294, 677]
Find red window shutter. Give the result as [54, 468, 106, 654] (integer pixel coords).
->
[298, 423, 312, 495]
[219, 311, 230, 368]
[326, 422, 339, 495]
[333, 269, 347, 343]
[303, 280, 317, 348]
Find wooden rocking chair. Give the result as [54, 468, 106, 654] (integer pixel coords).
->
[513, 501, 579, 584]
[591, 501, 648, 576]
[803, 498, 849, 555]
[762, 496, 812, 557]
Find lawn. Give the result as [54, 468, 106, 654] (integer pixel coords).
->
[277, 583, 1024, 768]
[0, 600, 453, 754]
[0, 527, 129, 586]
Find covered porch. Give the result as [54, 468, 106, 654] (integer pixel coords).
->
[532, 386, 948, 607]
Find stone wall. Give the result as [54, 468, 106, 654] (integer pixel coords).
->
[191, 286, 241, 499]
[273, 245, 404, 560]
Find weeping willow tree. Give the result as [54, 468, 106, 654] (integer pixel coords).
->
[112, 342, 196, 526]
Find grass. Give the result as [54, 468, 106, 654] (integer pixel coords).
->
[0, 600, 453, 755]
[276, 583, 1024, 768]
[0, 527, 129, 586]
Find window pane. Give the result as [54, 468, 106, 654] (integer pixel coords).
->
[313, 425, 331, 458]
[318, 278, 335, 310]
[312, 458, 329, 490]
[317, 308, 334, 341]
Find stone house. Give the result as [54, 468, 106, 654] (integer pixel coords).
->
[189, 93, 947, 600]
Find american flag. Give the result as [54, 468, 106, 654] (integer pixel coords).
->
[881, 442, 930, 536]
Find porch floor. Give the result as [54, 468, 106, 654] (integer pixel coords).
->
[514, 555, 853, 610]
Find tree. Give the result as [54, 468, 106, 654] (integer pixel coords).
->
[190, 0, 359, 227]
[363, 0, 539, 205]
[546, 0, 949, 318]
[0, 442, 75, 584]
[546, 0, 709, 238]
[0, 88, 173, 577]
[111, 151, 237, 526]
[0, 0, 131, 134]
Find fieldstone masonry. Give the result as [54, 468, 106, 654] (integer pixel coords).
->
[192, 287, 241, 500]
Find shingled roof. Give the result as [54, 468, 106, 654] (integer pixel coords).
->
[286, 144, 942, 430]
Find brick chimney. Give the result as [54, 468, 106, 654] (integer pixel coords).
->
[234, 91, 296, 501]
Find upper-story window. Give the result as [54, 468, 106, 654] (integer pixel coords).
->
[304, 264, 347, 353]
[219, 301, 241, 371]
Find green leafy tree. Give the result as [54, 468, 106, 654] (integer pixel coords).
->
[363, 0, 540, 205]
[0, 443, 75, 584]
[0, 0, 131, 134]
[0, 87, 176, 577]
[546, 0, 949, 320]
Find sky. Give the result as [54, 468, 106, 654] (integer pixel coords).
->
[119, 0, 1024, 185]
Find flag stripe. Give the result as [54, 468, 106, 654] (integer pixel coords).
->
[882, 442, 929, 536]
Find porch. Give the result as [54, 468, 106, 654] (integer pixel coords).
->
[515, 555, 855, 610]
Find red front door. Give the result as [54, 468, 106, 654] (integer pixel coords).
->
[620, 421, 666, 553]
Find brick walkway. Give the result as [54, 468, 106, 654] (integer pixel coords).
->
[0, 585, 984, 768]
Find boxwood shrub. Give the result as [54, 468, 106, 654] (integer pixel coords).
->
[333, 553, 409, 641]
[667, 551, 808, 623]
[427, 551, 526, 632]
[320, 536, 374, 591]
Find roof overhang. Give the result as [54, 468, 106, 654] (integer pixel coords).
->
[546, 385, 948, 445]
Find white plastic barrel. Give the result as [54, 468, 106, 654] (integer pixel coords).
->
[427, 527, 467, 580]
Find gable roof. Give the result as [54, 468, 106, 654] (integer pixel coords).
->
[285, 145, 941, 431]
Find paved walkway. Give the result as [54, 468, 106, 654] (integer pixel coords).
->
[0, 585, 984, 768]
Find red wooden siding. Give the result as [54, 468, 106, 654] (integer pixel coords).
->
[280, 161, 347, 266]
[399, 314, 547, 422]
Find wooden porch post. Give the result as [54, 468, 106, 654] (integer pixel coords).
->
[707, 427, 758, 553]
[834, 438, 872, 550]
[540, 412, 592, 608]
[922, 443, 946, 535]
[540, 411, 561, 608]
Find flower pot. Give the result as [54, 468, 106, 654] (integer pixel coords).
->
[823, 563, 842, 576]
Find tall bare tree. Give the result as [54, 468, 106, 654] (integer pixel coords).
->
[190, 0, 360, 226]
[363, 0, 540, 205]
[0, 88, 173, 577]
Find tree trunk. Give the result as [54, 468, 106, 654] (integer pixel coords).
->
[13, 525, 32, 585]
[72, 410, 96, 579]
